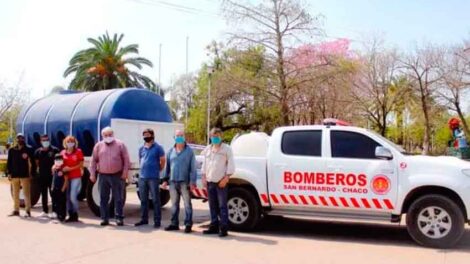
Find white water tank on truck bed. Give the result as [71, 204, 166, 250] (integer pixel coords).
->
[231, 132, 270, 157]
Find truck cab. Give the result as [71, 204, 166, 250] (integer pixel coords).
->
[194, 122, 470, 248]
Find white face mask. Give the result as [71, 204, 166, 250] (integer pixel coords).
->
[66, 142, 75, 149]
[42, 141, 50, 148]
[54, 160, 63, 166]
[104, 137, 115, 144]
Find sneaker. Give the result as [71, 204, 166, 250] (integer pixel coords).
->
[134, 221, 148, 227]
[164, 225, 180, 231]
[100, 221, 109, 226]
[39, 212, 48, 218]
[202, 226, 219, 235]
[24, 211, 32, 218]
[49, 212, 57, 219]
[154, 223, 161, 229]
[7, 211, 19, 217]
[116, 219, 124, 226]
[184, 226, 192, 233]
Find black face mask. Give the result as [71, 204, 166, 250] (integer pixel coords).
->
[143, 137, 154, 143]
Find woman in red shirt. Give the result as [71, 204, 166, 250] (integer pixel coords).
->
[61, 136, 84, 222]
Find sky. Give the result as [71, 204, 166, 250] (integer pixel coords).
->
[0, 0, 469, 100]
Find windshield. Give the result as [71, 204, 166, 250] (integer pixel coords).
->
[370, 131, 408, 154]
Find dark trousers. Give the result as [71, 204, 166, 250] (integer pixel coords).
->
[39, 177, 52, 213]
[138, 178, 161, 224]
[51, 188, 66, 221]
[207, 182, 229, 229]
[99, 173, 125, 221]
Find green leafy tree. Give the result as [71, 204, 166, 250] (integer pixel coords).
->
[64, 32, 155, 91]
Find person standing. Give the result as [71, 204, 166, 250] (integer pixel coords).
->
[202, 128, 235, 237]
[134, 128, 166, 228]
[90, 127, 130, 226]
[60, 136, 84, 222]
[51, 154, 68, 222]
[34, 134, 59, 218]
[162, 130, 197, 233]
[6, 133, 35, 218]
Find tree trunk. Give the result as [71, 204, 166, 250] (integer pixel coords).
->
[421, 94, 431, 155]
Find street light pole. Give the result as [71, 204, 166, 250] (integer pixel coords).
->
[207, 66, 214, 145]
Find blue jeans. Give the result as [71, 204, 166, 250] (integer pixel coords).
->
[99, 174, 125, 221]
[67, 178, 82, 214]
[207, 182, 228, 229]
[138, 178, 161, 224]
[169, 181, 193, 227]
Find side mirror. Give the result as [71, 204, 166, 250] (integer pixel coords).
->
[375, 146, 393, 160]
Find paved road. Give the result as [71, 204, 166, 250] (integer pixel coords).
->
[0, 178, 469, 264]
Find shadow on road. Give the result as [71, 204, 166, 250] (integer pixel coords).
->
[251, 216, 470, 252]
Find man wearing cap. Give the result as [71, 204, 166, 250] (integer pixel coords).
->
[6, 133, 36, 217]
[34, 134, 60, 218]
[201, 128, 235, 237]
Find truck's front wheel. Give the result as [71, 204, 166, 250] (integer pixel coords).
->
[228, 187, 261, 231]
[406, 194, 465, 248]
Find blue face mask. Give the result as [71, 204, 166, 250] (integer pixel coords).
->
[211, 136, 222, 145]
[175, 136, 185, 144]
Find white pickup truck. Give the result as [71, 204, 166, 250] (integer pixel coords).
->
[192, 122, 470, 248]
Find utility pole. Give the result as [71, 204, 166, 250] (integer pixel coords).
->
[158, 43, 162, 95]
[185, 36, 189, 128]
[207, 66, 214, 145]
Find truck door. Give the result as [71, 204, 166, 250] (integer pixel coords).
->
[267, 129, 326, 210]
[326, 130, 398, 213]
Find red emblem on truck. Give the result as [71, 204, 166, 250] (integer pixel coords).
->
[371, 175, 391, 195]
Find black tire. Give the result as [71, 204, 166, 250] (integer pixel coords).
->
[160, 189, 170, 207]
[228, 187, 261, 231]
[406, 194, 465, 248]
[10, 177, 41, 208]
[78, 169, 89, 201]
[86, 177, 127, 217]
[136, 188, 170, 208]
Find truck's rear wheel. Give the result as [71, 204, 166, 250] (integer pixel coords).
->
[10, 178, 41, 208]
[135, 180, 170, 208]
[406, 194, 465, 248]
[86, 177, 127, 217]
[228, 187, 261, 231]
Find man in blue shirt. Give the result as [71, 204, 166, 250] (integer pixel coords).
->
[162, 130, 197, 233]
[135, 128, 166, 228]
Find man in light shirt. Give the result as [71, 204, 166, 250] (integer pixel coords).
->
[201, 128, 235, 237]
[90, 127, 130, 227]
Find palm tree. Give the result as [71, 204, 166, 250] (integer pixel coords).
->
[64, 32, 155, 91]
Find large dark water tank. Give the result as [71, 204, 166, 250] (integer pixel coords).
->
[16, 88, 172, 156]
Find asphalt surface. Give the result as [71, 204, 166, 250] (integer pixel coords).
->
[1, 178, 470, 264]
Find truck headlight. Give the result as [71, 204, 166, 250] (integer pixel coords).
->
[462, 169, 470, 177]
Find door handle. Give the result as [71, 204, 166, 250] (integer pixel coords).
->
[274, 163, 287, 169]
[327, 165, 343, 171]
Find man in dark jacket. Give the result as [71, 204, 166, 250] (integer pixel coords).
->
[34, 134, 59, 217]
[6, 133, 36, 217]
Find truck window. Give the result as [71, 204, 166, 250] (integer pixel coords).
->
[281, 130, 322, 156]
[331, 131, 381, 159]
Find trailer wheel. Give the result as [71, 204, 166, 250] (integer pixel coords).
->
[228, 187, 261, 231]
[406, 194, 465, 248]
[10, 177, 41, 208]
[86, 176, 127, 217]
[136, 182, 171, 208]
